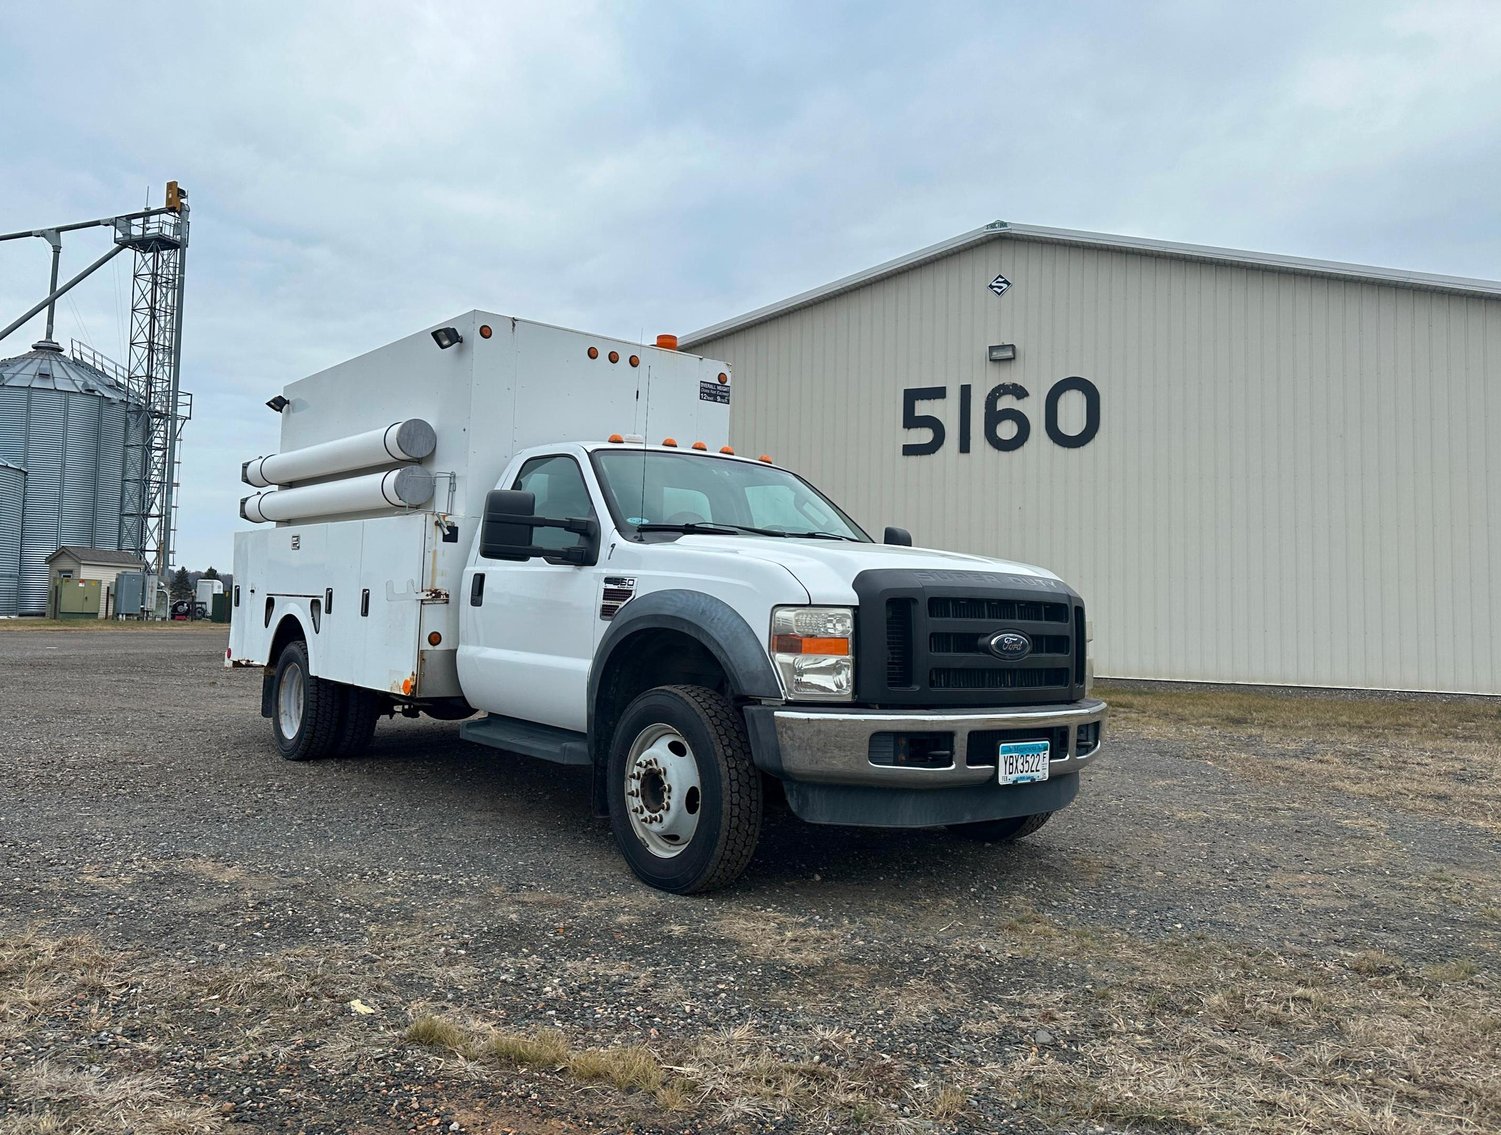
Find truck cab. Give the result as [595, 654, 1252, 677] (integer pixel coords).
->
[229, 313, 1105, 893]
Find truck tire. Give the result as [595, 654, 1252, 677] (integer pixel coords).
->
[947, 812, 1053, 843]
[332, 686, 382, 757]
[271, 640, 344, 762]
[607, 685, 762, 894]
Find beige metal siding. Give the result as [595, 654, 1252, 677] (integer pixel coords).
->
[699, 237, 1501, 693]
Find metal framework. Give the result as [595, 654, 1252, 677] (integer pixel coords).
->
[0, 185, 191, 574]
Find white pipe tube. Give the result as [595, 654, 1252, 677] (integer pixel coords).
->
[240, 467, 435, 524]
[242, 419, 437, 487]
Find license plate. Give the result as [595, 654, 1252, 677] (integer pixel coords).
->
[998, 740, 1050, 785]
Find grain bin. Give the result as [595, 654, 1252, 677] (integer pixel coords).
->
[0, 339, 147, 615]
[0, 458, 23, 613]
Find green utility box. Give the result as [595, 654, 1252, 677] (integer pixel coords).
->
[211, 593, 231, 623]
[52, 578, 102, 620]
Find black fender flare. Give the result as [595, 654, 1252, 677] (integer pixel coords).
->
[586, 590, 782, 811]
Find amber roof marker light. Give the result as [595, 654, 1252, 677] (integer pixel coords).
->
[691, 441, 707, 451]
[656, 334, 678, 350]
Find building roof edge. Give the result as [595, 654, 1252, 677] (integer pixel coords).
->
[680, 221, 1501, 347]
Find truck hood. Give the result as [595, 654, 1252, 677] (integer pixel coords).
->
[667, 537, 1063, 606]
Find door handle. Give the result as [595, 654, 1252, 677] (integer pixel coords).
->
[469, 573, 485, 606]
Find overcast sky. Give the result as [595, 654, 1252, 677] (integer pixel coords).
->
[2, 0, 1498, 571]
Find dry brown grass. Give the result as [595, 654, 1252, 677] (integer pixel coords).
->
[400, 1013, 960, 1129]
[710, 909, 848, 967]
[0, 931, 229, 1134]
[1098, 682, 1501, 831]
[979, 904, 1500, 1135]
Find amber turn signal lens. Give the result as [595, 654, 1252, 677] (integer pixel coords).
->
[587, 346, 599, 359]
[427, 631, 442, 646]
[772, 634, 849, 656]
[479, 324, 493, 339]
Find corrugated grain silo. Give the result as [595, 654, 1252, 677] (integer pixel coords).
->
[0, 338, 146, 615]
[0, 458, 23, 613]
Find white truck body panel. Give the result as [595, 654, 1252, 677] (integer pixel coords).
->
[231, 317, 733, 701]
[274, 312, 730, 525]
[230, 511, 463, 696]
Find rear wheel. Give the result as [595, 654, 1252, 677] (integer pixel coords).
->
[271, 640, 343, 761]
[607, 685, 762, 894]
[332, 685, 383, 757]
[947, 812, 1053, 843]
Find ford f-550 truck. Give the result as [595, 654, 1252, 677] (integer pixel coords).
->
[228, 313, 1106, 892]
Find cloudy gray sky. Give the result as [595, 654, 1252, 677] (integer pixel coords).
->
[2, 0, 1498, 571]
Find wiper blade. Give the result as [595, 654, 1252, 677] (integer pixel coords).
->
[783, 530, 860, 542]
[637, 521, 773, 536]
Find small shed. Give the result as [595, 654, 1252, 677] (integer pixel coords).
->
[44, 546, 146, 618]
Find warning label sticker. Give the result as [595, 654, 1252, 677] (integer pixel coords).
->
[699, 381, 730, 404]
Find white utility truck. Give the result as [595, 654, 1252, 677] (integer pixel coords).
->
[228, 313, 1107, 892]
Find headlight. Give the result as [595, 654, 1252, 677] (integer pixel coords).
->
[771, 606, 854, 701]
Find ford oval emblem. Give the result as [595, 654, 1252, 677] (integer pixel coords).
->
[987, 631, 1032, 661]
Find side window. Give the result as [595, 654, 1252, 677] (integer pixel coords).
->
[512, 456, 596, 552]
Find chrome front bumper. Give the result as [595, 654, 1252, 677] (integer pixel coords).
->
[757, 698, 1108, 788]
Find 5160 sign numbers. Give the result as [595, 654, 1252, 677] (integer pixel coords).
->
[901, 377, 1101, 455]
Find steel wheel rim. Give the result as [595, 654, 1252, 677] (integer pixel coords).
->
[624, 723, 703, 858]
[277, 663, 305, 739]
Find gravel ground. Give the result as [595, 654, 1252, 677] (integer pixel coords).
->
[1, 627, 1497, 1134]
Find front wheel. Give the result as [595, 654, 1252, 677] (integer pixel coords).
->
[607, 686, 762, 894]
[271, 640, 344, 761]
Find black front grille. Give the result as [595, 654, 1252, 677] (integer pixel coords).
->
[854, 569, 1086, 708]
[928, 597, 1070, 623]
[929, 632, 1071, 656]
[886, 599, 915, 688]
[931, 666, 1072, 690]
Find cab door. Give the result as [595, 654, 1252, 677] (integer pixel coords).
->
[458, 453, 603, 731]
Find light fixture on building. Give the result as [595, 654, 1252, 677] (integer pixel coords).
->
[430, 326, 463, 350]
[988, 343, 1017, 362]
[265, 394, 290, 413]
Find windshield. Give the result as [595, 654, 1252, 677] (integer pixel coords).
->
[591, 450, 870, 542]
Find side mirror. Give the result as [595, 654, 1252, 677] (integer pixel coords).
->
[480, 489, 602, 566]
[481, 490, 538, 560]
[884, 526, 913, 547]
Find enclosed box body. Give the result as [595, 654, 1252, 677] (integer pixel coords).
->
[230, 313, 732, 698]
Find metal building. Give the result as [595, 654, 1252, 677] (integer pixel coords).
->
[683, 222, 1501, 694]
[0, 339, 147, 615]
